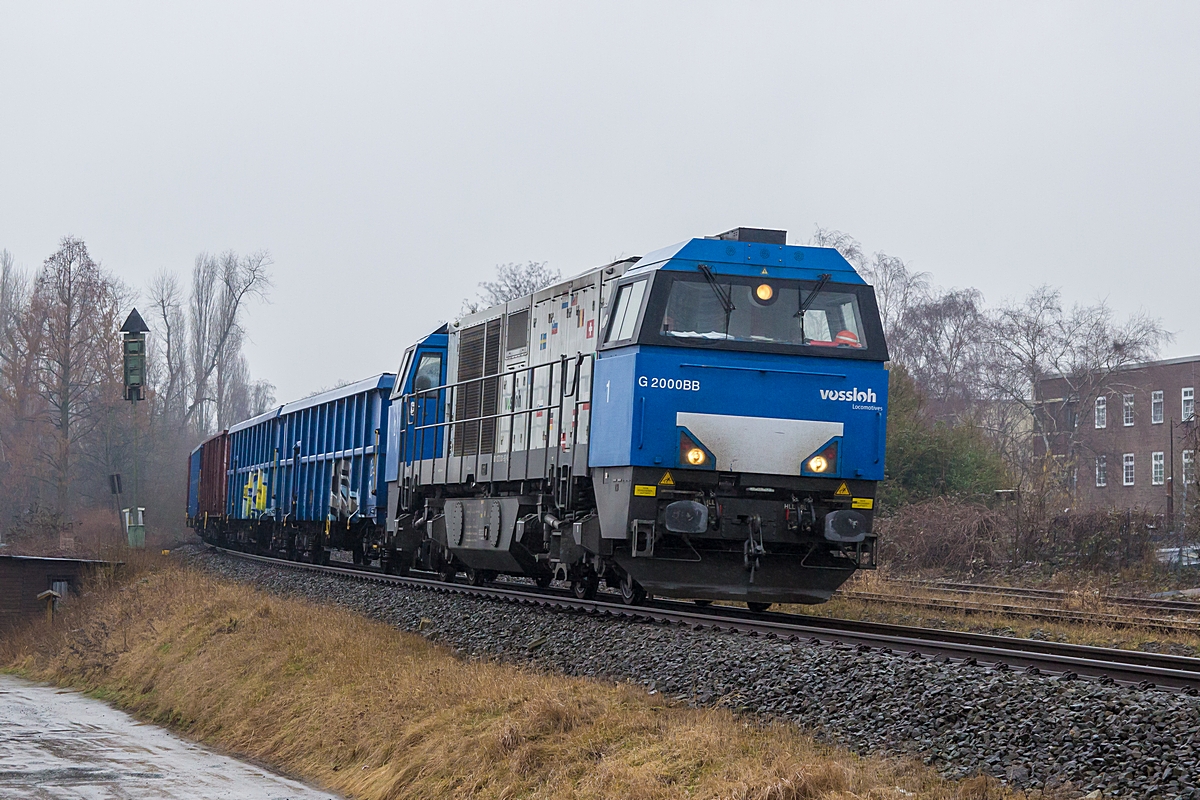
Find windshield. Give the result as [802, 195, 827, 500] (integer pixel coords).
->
[658, 276, 868, 349]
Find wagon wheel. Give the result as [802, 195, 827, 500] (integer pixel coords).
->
[619, 573, 646, 606]
[746, 601, 772, 613]
[572, 569, 599, 600]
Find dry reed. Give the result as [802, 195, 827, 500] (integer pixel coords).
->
[2, 562, 1033, 799]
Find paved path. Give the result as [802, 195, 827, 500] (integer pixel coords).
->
[0, 674, 340, 799]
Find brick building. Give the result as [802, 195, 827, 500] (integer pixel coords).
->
[1037, 355, 1198, 514]
[0, 555, 111, 628]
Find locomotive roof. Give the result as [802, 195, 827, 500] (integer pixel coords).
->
[453, 237, 867, 331]
[626, 238, 866, 284]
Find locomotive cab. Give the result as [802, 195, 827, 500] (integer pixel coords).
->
[589, 230, 888, 604]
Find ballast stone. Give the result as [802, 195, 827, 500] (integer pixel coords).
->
[197, 549, 1200, 800]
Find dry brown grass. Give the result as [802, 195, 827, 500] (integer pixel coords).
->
[1, 561, 1038, 800]
[785, 571, 1200, 655]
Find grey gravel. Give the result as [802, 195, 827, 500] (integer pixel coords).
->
[193, 549, 1200, 799]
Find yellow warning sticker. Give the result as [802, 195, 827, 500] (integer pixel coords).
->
[659, 471, 675, 486]
[634, 485, 657, 497]
[851, 497, 874, 510]
[834, 482, 851, 496]
[760, 267, 769, 275]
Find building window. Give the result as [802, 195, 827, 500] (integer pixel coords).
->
[1152, 451, 1165, 485]
[1123, 394, 1134, 426]
[1095, 455, 1107, 487]
[1095, 396, 1107, 428]
[1185, 387, 1195, 422]
[1123, 453, 1135, 486]
[1185, 450, 1195, 486]
[1152, 391, 1164, 424]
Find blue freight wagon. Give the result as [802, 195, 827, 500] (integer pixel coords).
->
[188, 374, 395, 564]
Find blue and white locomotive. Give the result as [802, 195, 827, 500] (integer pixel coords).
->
[189, 227, 889, 609]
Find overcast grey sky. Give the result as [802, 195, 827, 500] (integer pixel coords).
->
[2, 2, 1197, 401]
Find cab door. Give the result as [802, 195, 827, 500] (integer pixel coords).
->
[406, 349, 445, 462]
[384, 346, 415, 486]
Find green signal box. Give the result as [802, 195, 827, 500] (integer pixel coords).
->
[120, 308, 149, 402]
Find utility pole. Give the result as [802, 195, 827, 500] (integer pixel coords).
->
[120, 308, 149, 548]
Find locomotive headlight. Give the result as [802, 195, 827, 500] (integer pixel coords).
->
[679, 431, 713, 469]
[803, 440, 839, 475]
[755, 283, 774, 302]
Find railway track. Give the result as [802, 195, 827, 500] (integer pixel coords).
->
[211, 546, 1200, 692]
[897, 577, 1200, 614]
[833, 589, 1200, 634]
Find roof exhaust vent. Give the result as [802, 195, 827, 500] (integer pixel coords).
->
[714, 227, 786, 245]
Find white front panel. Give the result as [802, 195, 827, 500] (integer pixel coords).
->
[676, 412, 843, 476]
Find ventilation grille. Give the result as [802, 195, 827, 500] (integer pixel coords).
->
[453, 318, 503, 457]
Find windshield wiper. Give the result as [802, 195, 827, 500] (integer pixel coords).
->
[796, 273, 832, 344]
[697, 264, 734, 336]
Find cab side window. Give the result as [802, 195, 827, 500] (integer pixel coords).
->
[604, 280, 648, 343]
[413, 353, 443, 391]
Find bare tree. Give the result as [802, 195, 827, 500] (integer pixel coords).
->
[897, 287, 988, 415]
[983, 286, 1169, 493]
[809, 227, 866, 271]
[810, 227, 930, 343]
[179, 250, 271, 432]
[27, 237, 126, 513]
[249, 378, 276, 416]
[146, 270, 189, 421]
[0, 250, 30, 393]
[0, 250, 41, 523]
[462, 261, 561, 313]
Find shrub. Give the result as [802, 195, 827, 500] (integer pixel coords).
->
[877, 497, 1158, 574]
[880, 366, 1009, 510]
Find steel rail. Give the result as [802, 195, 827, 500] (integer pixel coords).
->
[211, 546, 1200, 691]
[833, 590, 1200, 634]
[891, 578, 1200, 614]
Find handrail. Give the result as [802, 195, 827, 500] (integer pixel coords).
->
[397, 353, 595, 498]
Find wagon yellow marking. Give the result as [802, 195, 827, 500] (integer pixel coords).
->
[634, 485, 657, 497]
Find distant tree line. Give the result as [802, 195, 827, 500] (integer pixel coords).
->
[0, 237, 272, 552]
[810, 227, 1170, 512]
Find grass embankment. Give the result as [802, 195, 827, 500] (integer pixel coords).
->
[788, 571, 1200, 654]
[1, 560, 1027, 800]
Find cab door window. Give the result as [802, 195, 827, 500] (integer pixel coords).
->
[413, 353, 443, 391]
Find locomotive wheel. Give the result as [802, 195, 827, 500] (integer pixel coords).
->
[619, 573, 646, 606]
[746, 601, 772, 613]
[572, 570, 599, 600]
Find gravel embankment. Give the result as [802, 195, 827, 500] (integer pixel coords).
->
[195, 550, 1200, 799]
